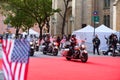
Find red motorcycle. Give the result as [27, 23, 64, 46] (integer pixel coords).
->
[61, 42, 88, 63]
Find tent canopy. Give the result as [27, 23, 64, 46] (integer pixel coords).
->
[95, 24, 117, 33]
[22, 29, 39, 37]
[73, 25, 94, 33]
[28, 29, 39, 35]
[73, 25, 94, 40]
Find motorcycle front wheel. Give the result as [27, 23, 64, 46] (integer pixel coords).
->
[66, 57, 71, 60]
[29, 49, 34, 56]
[53, 49, 58, 56]
[81, 53, 88, 63]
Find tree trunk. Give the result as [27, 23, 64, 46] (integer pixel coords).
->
[46, 20, 50, 33]
[61, 10, 67, 36]
[61, 0, 70, 36]
[38, 24, 43, 40]
[27, 27, 29, 35]
[15, 27, 19, 39]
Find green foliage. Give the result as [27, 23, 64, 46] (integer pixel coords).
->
[1, 0, 59, 39]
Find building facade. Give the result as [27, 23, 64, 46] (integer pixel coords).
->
[113, 0, 120, 31]
[51, 0, 120, 36]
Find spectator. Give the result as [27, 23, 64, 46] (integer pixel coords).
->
[92, 35, 100, 55]
[57, 36, 61, 47]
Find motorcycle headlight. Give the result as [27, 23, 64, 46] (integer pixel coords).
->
[55, 46, 58, 49]
[54, 42, 58, 46]
[36, 41, 38, 43]
[110, 48, 113, 50]
[30, 42, 33, 45]
[74, 46, 80, 50]
[83, 50, 87, 53]
[80, 45, 86, 50]
[31, 46, 34, 49]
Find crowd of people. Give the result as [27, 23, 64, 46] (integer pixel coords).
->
[0, 32, 120, 56]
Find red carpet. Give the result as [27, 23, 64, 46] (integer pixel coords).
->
[0, 56, 120, 80]
[27, 56, 120, 80]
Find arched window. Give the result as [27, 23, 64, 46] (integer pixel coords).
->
[104, 15, 110, 27]
[104, 0, 110, 8]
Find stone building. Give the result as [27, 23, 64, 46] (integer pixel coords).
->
[51, 0, 120, 36]
[113, 0, 120, 31]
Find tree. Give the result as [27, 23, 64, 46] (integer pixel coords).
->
[1, 0, 59, 40]
[10, 0, 59, 40]
[4, 9, 35, 38]
[58, 0, 71, 36]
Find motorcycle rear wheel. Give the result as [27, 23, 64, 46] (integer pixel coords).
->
[43, 48, 47, 55]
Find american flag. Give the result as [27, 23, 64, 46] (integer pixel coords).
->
[2, 39, 30, 80]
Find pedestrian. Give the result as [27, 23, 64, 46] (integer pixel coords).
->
[57, 36, 61, 48]
[92, 34, 100, 55]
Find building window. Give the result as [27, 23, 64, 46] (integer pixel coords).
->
[104, 15, 110, 27]
[104, 0, 110, 9]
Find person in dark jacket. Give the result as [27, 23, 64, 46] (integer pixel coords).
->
[92, 35, 101, 55]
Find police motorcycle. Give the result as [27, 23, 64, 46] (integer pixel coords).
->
[103, 35, 120, 56]
[42, 40, 59, 56]
[29, 40, 35, 56]
[61, 39, 88, 63]
[103, 43, 120, 56]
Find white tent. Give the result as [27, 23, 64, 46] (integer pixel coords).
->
[22, 29, 39, 37]
[73, 25, 94, 52]
[29, 29, 39, 35]
[95, 24, 117, 51]
[95, 24, 116, 33]
[73, 25, 94, 42]
[73, 25, 94, 33]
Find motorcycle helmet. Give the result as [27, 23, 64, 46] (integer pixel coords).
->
[71, 34, 76, 38]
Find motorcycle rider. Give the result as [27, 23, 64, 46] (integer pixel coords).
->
[69, 34, 77, 56]
[103, 34, 118, 55]
[108, 34, 118, 55]
[44, 34, 51, 46]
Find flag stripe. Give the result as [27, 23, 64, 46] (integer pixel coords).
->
[20, 64, 26, 80]
[15, 63, 21, 80]
[18, 63, 22, 80]
[2, 39, 13, 80]
[11, 62, 16, 78]
[2, 64, 8, 80]
[2, 53, 9, 79]
[12, 62, 17, 80]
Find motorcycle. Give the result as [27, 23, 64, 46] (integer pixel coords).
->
[29, 41, 35, 56]
[103, 44, 120, 56]
[42, 41, 59, 56]
[61, 41, 88, 63]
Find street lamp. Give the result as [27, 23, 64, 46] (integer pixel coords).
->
[52, 17, 56, 35]
[94, 21, 99, 36]
[69, 16, 74, 34]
